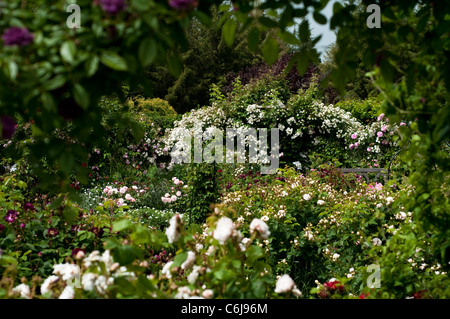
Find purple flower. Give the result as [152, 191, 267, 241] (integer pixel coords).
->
[20, 222, 25, 228]
[169, 0, 198, 10]
[2, 27, 34, 46]
[100, 0, 127, 14]
[24, 203, 35, 211]
[1, 115, 16, 139]
[0, 224, 5, 232]
[46, 228, 59, 237]
[4, 210, 18, 224]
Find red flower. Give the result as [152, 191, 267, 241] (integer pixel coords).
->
[359, 293, 369, 299]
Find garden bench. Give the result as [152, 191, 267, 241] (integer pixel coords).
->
[339, 168, 387, 183]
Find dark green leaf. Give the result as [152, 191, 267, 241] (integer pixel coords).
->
[132, 0, 151, 11]
[138, 38, 157, 67]
[259, 16, 278, 28]
[85, 54, 99, 77]
[73, 83, 90, 109]
[100, 51, 128, 71]
[62, 205, 78, 225]
[247, 27, 260, 52]
[313, 12, 327, 25]
[43, 75, 66, 91]
[298, 19, 311, 44]
[262, 37, 279, 66]
[222, 18, 237, 47]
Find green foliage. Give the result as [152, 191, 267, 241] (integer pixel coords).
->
[0, 172, 109, 282]
[335, 98, 381, 124]
[181, 163, 220, 224]
[126, 97, 178, 130]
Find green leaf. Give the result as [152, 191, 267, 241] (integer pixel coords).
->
[262, 37, 279, 66]
[85, 54, 99, 77]
[313, 12, 327, 25]
[7, 61, 18, 81]
[43, 75, 66, 91]
[279, 31, 300, 45]
[194, 10, 212, 26]
[63, 205, 78, 225]
[60, 151, 75, 175]
[73, 83, 90, 109]
[40, 92, 56, 111]
[114, 245, 140, 265]
[48, 196, 64, 210]
[298, 19, 311, 43]
[247, 27, 260, 52]
[138, 38, 157, 67]
[60, 41, 76, 64]
[379, 58, 394, 83]
[112, 219, 133, 232]
[100, 51, 128, 71]
[132, 0, 151, 11]
[259, 16, 278, 28]
[173, 252, 188, 267]
[222, 18, 236, 47]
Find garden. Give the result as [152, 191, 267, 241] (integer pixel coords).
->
[0, 0, 449, 302]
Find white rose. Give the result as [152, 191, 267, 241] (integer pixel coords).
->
[202, 289, 214, 299]
[12, 283, 31, 299]
[59, 285, 75, 299]
[165, 214, 182, 244]
[274, 274, 302, 297]
[372, 237, 382, 246]
[181, 251, 196, 270]
[249, 218, 271, 239]
[303, 194, 311, 201]
[213, 217, 235, 244]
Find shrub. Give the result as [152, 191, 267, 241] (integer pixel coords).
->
[126, 97, 178, 130]
[335, 98, 382, 124]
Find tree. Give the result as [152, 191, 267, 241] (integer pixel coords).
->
[146, 6, 265, 114]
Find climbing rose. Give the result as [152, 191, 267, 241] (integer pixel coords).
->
[2, 27, 33, 46]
